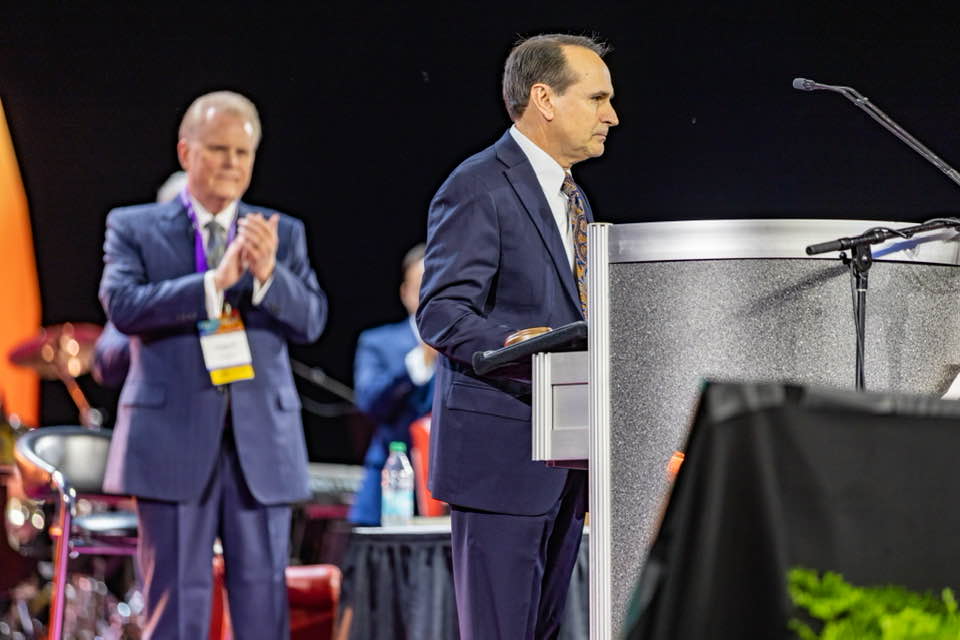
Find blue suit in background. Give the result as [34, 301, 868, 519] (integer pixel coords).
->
[99, 197, 326, 638]
[417, 130, 591, 639]
[348, 318, 434, 526]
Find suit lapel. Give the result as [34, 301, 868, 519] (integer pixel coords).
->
[497, 132, 583, 316]
[236, 201, 251, 224]
[158, 200, 199, 276]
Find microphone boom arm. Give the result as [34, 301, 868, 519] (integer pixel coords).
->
[795, 78, 960, 189]
[795, 76, 960, 391]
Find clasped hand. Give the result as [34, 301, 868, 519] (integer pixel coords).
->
[213, 213, 279, 290]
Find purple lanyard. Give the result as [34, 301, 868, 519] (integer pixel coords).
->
[179, 189, 238, 273]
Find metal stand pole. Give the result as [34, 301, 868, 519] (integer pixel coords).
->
[845, 244, 873, 390]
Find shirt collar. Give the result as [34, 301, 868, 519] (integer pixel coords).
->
[509, 125, 568, 198]
[188, 193, 238, 230]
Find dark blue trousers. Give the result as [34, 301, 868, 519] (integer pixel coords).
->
[450, 470, 587, 640]
[135, 431, 291, 639]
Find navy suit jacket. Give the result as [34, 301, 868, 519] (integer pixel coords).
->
[417, 130, 593, 516]
[99, 198, 326, 504]
[348, 318, 435, 524]
[354, 318, 435, 467]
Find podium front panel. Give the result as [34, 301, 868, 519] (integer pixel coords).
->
[589, 219, 960, 638]
[532, 351, 588, 462]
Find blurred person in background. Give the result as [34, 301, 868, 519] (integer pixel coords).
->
[98, 90, 326, 639]
[348, 243, 436, 526]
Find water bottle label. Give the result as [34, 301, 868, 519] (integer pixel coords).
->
[382, 490, 414, 525]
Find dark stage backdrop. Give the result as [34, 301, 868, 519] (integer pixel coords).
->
[2, 2, 960, 462]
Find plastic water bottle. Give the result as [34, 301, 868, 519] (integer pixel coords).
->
[381, 441, 415, 526]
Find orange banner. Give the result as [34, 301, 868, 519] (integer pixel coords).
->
[0, 99, 41, 425]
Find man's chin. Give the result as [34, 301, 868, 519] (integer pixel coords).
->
[568, 143, 607, 165]
[212, 186, 245, 202]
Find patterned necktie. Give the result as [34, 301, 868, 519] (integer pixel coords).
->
[205, 220, 226, 269]
[561, 174, 588, 317]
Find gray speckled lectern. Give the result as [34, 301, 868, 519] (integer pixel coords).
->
[538, 219, 960, 639]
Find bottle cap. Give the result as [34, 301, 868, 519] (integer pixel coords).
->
[389, 441, 407, 453]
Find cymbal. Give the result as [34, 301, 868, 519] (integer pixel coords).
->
[8, 322, 102, 380]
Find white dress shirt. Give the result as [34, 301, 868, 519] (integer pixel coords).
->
[508, 125, 575, 269]
[403, 315, 436, 385]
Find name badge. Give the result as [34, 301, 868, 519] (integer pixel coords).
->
[197, 308, 255, 385]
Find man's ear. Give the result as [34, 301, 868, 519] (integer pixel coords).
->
[176, 139, 190, 170]
[529, 83, 555, 121]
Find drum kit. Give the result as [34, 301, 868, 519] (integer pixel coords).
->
[1, 322, 143, 639]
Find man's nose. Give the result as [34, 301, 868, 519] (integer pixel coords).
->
[604, 104, 619, 127]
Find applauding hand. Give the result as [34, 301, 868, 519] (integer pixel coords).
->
[239, 213, 279, 283]
[213, 238, 246, 291]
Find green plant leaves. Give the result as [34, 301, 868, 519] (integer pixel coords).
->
[788, 568, 960, 640]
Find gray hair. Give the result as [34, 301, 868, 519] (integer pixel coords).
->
[178, 90, 262, 147]
[502, 34, 610, 121]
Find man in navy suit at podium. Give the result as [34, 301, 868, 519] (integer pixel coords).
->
[417, 34, 619, 639]
[349, 244, 436, 526]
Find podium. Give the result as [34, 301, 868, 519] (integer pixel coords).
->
[523, 219, 960, 638]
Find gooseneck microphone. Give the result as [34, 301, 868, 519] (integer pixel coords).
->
[793, 76, 960, 188]
[792, 77, 835, 92]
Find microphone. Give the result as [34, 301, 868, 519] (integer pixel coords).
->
[792, 75, 960, 188]
[792, 77, 840, 92]
[805, 228, 894, 256]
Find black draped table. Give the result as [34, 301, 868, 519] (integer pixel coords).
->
[625, 381, 960, 639]
[340, 518, 589, 639]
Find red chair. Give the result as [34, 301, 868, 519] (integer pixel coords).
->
[409, 415, 448, 517]
[210, 557, 342, 640]
[209, 556, 229, 640]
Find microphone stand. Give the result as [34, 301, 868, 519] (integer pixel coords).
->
[290, 359, 356, 404]
[806, 220, 960, 390]
[796, 77, 960, 390]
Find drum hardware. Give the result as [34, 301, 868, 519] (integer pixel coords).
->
[1, 570, 144, 639]
[0, 402, 37, 599]
[2, 325, 143, 637]
[3, 323, 106, 560]
[0, 403, 48, 562]
[7, 323, 103, 428]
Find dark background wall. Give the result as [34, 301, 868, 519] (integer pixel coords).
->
[3, 2, 959, 462]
